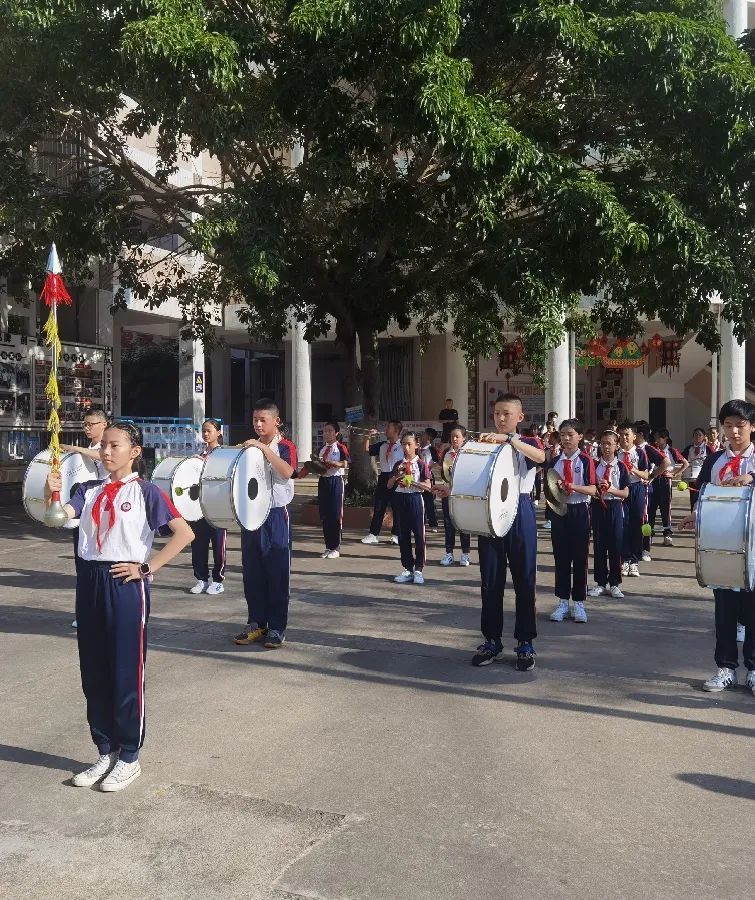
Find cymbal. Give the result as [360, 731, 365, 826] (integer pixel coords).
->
[544, 467, 567, 517]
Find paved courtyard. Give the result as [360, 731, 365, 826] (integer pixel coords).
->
[0, 492, 753, 899]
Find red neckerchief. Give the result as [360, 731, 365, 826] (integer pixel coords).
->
[562, 456, 574, 495]
[597, 458, 614, 508]
[622, 449, 633, 469]
[91, 480, 126, 551]
[719, 453, 744, 483]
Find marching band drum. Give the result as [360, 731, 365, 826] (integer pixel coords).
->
[151, 455, 205, 522]
[23, 449, 99, 529]
[448, 441, 520, 538]
[199, 445, 273, 532]
[695, 483, 755, 591]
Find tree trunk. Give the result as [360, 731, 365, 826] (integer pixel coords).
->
[357, 326, 381, 419]
[335, 316, 377, 493]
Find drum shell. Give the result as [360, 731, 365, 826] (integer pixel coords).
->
[23, 450, 100, 529]
[695, 483, 755, 590]
[448, 441, 520, 537]
[199, 446, 272, 532]
[151, 456, 205, 522]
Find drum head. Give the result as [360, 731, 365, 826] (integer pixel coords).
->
[23, 450, 99, 529]
[152, 456, 204, 521]
[488, 444, 520, 537]
[232, 447, 273, 531]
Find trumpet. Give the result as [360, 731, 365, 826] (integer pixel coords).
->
[347, 425, 386, 438]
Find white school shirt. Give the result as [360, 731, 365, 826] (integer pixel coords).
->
[709, 444, 755, 485]
[617, 446, 644, 485]
[270, 437, 297, 507]
[551, 450, 592, 505]
[319, 441, 350, 478]
[595, 457, 628, 501]
[394, 456, 433, 494]
[684, 442, 710, 480]
[68, 471, 180, 563]
[372, 439, 405, 474]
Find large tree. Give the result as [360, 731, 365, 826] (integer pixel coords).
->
[1, 1, 753, 428]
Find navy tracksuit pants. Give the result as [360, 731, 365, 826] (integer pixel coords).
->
[318, 476, 344, 551]
[713, 589, 754, 670]
[76, 560, 149, 763]
[190, 518, 227, 582]
[423, 489, 439, 528]
[648, 477, 672, 538]
[551, 502, 590, 603]
[369, 472, 398, 537]
[241, 507, 291, 632]
[592, 501, 624, 587]
[622, 482, 645, 564]
[478, 495, 537, 643]
[71, 527, 82, 576]
[441, 496, 470, 555]
[395, 492, 426, 571]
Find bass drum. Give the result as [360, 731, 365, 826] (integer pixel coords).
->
[448, 441, 520, 537]
[199, 446, 273, 532]
[23, 450, 99, 529]
[151, 455, 205, 522]
[695, 482, 755, 590]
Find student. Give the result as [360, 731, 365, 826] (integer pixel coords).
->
[61, 407, 109, 628]
[588, 430, 630, 599]
[439, 425, 471, 566]
[189, 419, 227, 595]
[316, 421, 349, 559]
[650, 429, 688, 547]
[387, 432, 432, 584]
[707, 425, 722, 452]
[542, 429, 562, 531]
[522, 425, 545, 506]
[680, 399, 755, 696]
[437, 394, 544, 670]
[46, 421, 193, 791]
[617, 421, 649, 577]
[419, 428, 439, 531]
[634, 421, 668, 561]
[548, 419, 597, 624]
[234, 399, 297, 649]
[361, 420, 404, 545]
[583, 429, 599, 460]
[681, 428, 711, 510]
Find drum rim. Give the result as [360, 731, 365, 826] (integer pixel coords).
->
[199, 445, 273, 530]
[448, 441, 520, 537]
[153, 455, 204, 521]
[23, 449, 97, 527]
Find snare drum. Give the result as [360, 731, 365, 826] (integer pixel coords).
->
[151, 455, 205, 522]
[695, 483, 755, 590]
[448, 441, 520, 537]
[23, 450, 99, 529]
[199, 446, 273, 532]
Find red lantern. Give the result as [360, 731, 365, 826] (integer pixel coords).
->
[650, 333, 663, 350]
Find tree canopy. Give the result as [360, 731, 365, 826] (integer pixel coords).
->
[1, 1, 753, 411]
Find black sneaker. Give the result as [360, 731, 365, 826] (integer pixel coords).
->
[263, 629, 285, 649]
[515, 641, 536, 672]
[472, 639, 503, 667]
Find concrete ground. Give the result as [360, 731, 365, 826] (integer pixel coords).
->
[0, 490, 753, 900]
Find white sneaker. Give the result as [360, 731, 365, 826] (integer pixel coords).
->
[320, 550, 330, 558]
[610, 585, 624, 599]
[542, 520, 552, 530]
[440, 552, 454, 566]
[100, 758, 142, 792]
[641, 551, 652, 562]
[550, 600, 571, 622]
[663, 535, 674, 547]
[391, 535, 400, 545]
[459, 553, 471, 566]
[71, 619, 77, 628]
[325, 550, 340, 559]
[620, 562, 629, 577]
[361, 533, 379, 544]
[702, 667, 737, 692]
[746, 670, 755, 696]
[394, 570, 414, 584]
[628, 563, 640, 577]
[587, 585, 605, 597]
[72, 752, 118, 787]
[206, 581, 224, 595]
[413, 570, 425, 585]
[189, 580, 209, 594]
[573, 601, 588, 623]
[737, 623, 745, 643]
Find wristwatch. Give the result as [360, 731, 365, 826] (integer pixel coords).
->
[139, 562, 152, 578]
[506, 432, 517, 443]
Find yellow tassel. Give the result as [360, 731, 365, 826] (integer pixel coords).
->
[45, 372, 60, 408]
[42, 313, 62, 360]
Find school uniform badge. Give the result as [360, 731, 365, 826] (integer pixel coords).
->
[120, 501, 132, 512]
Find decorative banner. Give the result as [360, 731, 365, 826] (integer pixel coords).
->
[575, 336, 648, 370]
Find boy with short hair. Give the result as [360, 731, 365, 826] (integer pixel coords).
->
[419, 427, 440, 530]
[588, 430, 630, 599]
[548, 419, 597, 623]
[234, 399, 296, 649]
[362, 419, 404, 545]
[681, 399, 755, 696]
[633, 421, 668, 561]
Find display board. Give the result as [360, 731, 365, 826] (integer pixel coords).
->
[33, 342, 112, 426]
[132, 417, 229, 463]
[483, 380, 545, 427]
[0, 334, 35, 426]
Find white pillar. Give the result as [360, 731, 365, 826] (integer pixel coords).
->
[178, 337, 206, 426]
[724, 0, 748, 38]
[719, 318, 746, 402]
[445, 333, 470, 428]
[291, 320, 312, 456]
[545, 334, 571, 423]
